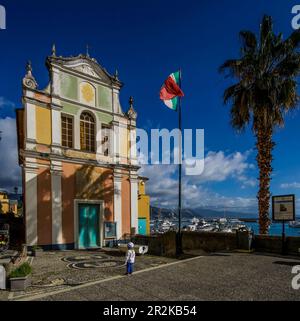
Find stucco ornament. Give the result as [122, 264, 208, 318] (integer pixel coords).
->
[81, 82, 95, 103]
[74, 64, 99, 78]
[23, 61, 38, 89]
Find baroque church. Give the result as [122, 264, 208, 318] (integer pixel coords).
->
[16, 47, 150, 249]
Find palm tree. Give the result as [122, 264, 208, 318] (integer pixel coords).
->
[220, 15, 300, 234]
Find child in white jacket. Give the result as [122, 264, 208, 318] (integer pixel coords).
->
[125, 242, 135, 275]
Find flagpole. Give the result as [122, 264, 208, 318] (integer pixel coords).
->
[177, 68, 183, 255]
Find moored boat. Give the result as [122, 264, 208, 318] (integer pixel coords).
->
[289, 220, 300, 228]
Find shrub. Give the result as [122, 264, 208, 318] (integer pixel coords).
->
[9, 262, 32, 278]
[32, 245, 42, 251]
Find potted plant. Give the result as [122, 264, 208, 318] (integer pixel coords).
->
[31, 245, 43, 257]
[9, 262, 32, 291]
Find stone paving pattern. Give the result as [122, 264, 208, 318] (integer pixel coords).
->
[0, 249, 175, 300]
[1, 251, 300, 301]
[33, 252, 300, 301]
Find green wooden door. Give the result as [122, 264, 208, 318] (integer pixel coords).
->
[78, 204, 100, 249]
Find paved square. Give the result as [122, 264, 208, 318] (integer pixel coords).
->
[5, 252, 300, 301]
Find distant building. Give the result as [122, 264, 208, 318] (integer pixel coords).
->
[16, 48, 150, 249]
[0, 190, 19, 216]
[0, 190, 9, 214]
[138, 177, 150, 235]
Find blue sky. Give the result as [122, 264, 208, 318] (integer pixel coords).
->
[0, 0, 300, 214]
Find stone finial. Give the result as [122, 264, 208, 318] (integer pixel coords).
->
[114, 69, 119, 80]
[52, 44, 56, 57]
[23, 60, 38, 90]
[126, 96, 137, 120]
[129, 96, 134, 108]
[86, 44, 90, 58]
[26, 61, 32, 74]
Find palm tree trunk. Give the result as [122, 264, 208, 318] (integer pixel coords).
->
[256, 126, 274, 234]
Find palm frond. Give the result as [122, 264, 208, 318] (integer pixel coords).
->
[239, 30, 257, 51]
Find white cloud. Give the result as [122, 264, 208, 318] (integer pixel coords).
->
[0, 117, 22, 192]
[280, 182, 300, 189]
[140, 150, 257, 212]
[0, 97, 16, 118]
[186, 150, 255, 185]
[0, 97, 14, 107]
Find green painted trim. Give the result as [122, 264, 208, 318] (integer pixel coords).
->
[62, 102, 79, 115]
[97, 85, 112, 111]
[60, 73, 78, 100]
[96, 111, 113, 124]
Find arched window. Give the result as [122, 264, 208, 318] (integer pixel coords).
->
[80, 112, 95, 152]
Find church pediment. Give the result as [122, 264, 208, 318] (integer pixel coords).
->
[47, 54, 122, 87]
[71, 63, 101, 79]
[63, 59, 112, 84]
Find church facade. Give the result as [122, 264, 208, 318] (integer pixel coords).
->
[16, 48, 148, 249]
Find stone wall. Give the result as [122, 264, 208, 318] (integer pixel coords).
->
[133, 231, 300, 257]
[132, 232, 177, 257]
[182, 231, 237, 252]
[254, 235, 300, 255]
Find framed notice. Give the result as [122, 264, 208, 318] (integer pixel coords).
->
[104, 222, 117, 239]
[272, 194, 295, 222]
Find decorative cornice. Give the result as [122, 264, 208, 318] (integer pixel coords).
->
[22, 94, 126, 121]
[50, 103, 63, 110]
[53, 96, 124, 119]
[22, 148, 140, 171]
[50, 160, 63, 175]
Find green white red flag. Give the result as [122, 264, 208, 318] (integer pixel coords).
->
[159, 71, 184, 111]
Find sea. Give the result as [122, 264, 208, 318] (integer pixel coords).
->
[175, 219, 300, 237]
[243, 221, 300, 237]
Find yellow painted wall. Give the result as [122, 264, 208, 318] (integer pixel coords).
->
[36, 106, 52, 145]
[138, 181, 150, 235]
[138, 195, 150, 235]
[139, 181, 146, 195]
[119, 127, 129, 158]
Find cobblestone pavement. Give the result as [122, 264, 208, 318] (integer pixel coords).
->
[20, 252, 300, 301]
[2, 251, 300, 301]
[1, 249, 176, 300]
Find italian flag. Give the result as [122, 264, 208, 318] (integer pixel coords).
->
[159, 71, 184, 111]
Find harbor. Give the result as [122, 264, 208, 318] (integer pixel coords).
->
[150, 217, 300, 236]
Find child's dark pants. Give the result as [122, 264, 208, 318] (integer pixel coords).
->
[127, 262, 134, 274]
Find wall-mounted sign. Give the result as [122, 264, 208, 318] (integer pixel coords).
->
[272, 194, 295, 222]
[104, 222, 117, 239]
